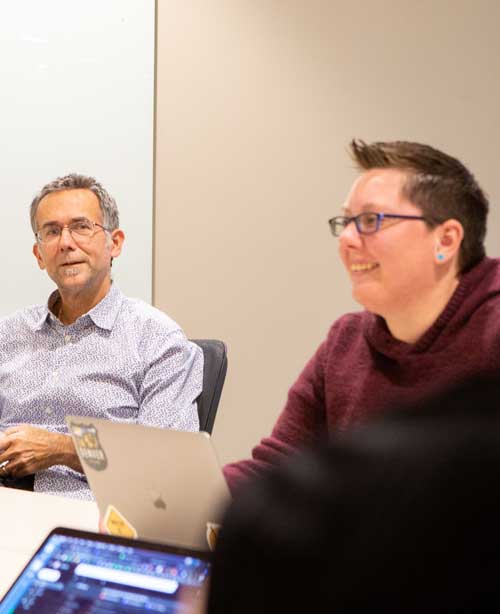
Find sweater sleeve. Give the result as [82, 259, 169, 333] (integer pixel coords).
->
[223, 336, 328, 493]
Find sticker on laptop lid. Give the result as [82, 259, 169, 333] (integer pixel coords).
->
[206, 522, 221, 551]
[69, 421, 107, 471]
[104, 504, 138, 539]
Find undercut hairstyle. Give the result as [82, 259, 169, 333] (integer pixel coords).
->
[350, 139, 489, 272]
[30, 173, 120, 233]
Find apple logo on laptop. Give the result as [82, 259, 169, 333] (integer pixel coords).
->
[151, 491, 167, 510]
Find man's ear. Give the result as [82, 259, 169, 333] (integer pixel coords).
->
[33, 242, 46, 270]
[434, 219, 464, 266]
[109, 229, 125, 259]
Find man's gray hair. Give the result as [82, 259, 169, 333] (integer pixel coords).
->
[30, 173, 120, 233]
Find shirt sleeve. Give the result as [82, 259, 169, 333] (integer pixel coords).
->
[138, 326, 203, 432]
[223, 337, 328, 493]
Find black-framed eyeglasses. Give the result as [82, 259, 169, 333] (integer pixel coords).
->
[328, 212, 428, 237]
[35, 219, 110, 244]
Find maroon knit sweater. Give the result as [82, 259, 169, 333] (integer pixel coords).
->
[224, 257, 500, 492]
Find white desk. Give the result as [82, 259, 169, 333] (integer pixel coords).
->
[0, 487, 99, 598]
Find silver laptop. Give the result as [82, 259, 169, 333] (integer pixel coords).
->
[66, 416, 230, 551]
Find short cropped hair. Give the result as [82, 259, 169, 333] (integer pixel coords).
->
[350, 139, 489, 272]
[30, 173, 119, 233]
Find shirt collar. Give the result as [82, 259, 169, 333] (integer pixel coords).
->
[34, 283, 123, 331]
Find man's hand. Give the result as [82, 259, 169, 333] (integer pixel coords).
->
[0, 425, 82, 478]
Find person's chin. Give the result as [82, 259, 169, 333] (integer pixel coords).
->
[352, 284, 384, 313]
[55, 273, 88, 291]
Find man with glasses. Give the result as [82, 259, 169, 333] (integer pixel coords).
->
[224, 139, 500, 492]
[0, 174, 203, 498]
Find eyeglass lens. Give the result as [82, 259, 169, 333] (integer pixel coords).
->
[38, 220, 95, 242]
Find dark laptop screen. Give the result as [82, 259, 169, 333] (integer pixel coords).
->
[0, 528, 211, 613]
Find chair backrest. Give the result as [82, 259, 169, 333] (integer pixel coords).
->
[190, 339, 228, 434]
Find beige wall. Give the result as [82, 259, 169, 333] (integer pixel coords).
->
[155, 0, 500, 465]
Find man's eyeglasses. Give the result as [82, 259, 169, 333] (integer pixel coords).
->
[35, 219, 110, 244]
[328, 212, 428, 237]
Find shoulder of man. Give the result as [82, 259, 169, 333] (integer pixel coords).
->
[0, 302, 47, 333]
[117, 294, 184, 338]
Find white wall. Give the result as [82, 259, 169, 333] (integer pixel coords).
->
[0, 0, 154, 315]
[155, 0, 500, 466]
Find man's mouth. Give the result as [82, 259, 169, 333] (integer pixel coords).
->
[350, 263, 379, 272]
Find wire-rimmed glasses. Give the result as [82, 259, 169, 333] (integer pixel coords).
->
[35, 219, 110, 244]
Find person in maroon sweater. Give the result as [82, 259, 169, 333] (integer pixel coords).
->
[224, 139, 500, 492]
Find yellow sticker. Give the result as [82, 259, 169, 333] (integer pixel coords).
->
[206, 522, 221, 551]
[104, 504, 138, 539]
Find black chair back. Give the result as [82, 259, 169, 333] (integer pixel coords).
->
[191, 339, 228, 434]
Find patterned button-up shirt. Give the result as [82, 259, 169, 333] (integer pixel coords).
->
[0, 284, 203, 499]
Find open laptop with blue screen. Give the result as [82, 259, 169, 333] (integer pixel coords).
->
[0, 527, 211, 613]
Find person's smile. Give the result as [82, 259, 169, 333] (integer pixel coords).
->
[349, 261, 379, 273]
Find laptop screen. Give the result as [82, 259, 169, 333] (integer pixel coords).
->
[0, 527, 211, 614]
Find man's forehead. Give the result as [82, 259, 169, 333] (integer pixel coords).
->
[37, 188, 101, 220]
[39, 216, 91, 228]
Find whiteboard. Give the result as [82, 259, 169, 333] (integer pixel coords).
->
[0, 0, 154, 315]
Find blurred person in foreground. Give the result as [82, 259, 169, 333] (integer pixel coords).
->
[210, 374, 500, 613]
[224, 139, 500, 491]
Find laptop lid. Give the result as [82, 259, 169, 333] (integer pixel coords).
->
[0, 526, 211, 614]
[66, 417, 230, 551]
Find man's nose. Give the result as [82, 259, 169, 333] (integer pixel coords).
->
[58, 226, 77, 249]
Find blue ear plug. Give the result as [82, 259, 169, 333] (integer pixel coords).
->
[437, 253, 445, 262]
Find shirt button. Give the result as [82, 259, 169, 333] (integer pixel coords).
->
[64, 335, 71, 344]
[44, 407, 53, 415]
